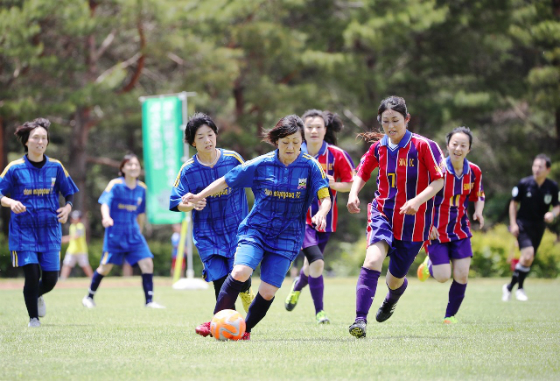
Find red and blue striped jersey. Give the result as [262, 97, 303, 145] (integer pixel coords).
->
[356, 130, 444, 242]
[0, 155, 79, 252]
[302, 142, 355, 232]
[431, 157, 485, 243]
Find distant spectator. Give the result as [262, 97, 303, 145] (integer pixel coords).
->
[60, 210, 93, 280]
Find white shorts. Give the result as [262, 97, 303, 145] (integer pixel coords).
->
[62, 253, 90, 267]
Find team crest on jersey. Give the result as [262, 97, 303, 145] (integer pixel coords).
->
[50, 177, 56, 189]
[544, 194, 552, 204]
[298, 178, 307, 189]
[137, 197, 142, 205]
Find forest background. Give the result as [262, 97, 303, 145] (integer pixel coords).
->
[1, 0, 559, 278]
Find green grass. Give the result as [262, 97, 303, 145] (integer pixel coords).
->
[1, 277, 559, 380]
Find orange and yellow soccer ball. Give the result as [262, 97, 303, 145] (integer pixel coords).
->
[210, 309, 246, 341]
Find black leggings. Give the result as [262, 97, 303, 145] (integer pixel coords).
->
[23, 264, 58, 318]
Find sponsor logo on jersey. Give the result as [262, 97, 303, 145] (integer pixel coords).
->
[544, 194, 552, 204]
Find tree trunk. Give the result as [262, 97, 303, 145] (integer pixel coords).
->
[0, 117, 10, 235]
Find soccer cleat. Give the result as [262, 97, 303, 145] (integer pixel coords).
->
[417, 256, 431, 282]
[502, 284, 511, 302]
[28, 318, 41, 328]
[82, 296, 96, 308]
[443, 316, 458, 324]
[515, 288, 528, 301]
[239, 332, 251, 341]
[349, 319, 367, 338]
[145, 301, 166, 309]
[239, 287, 255, 313]
[284, 279, 301, 311]
[195, 321, 212, 337]
[316, 310, 330, 324]
[376, 300, 397, 323]
[37, 296, 46, 317]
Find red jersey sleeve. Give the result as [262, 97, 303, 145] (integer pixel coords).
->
[356, 143, 379, 183]
[420, 139, 444, 182]
[332, 148, 355, 183]
[469, 163, 485, 202]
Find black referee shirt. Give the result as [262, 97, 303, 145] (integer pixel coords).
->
[512, 176, 559, 222]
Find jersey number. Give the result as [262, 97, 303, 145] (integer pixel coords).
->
[387, 173, 396, 188]
[449, 195, 461, 207]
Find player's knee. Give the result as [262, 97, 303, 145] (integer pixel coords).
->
[434, 274, 450, 283]
[41, 271, 58, 293]
[231, 266, 251, 282]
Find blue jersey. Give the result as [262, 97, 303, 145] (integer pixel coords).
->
[0, 155, 79, 252]
[169, 149, 248, 259]
[225, 150, 329, 259]
[99, 178, 149, 253]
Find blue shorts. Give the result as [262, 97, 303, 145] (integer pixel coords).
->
[202, 255, 234, 282]
[366, 208, 423, 278]
[12, 251, 61, 271]
[234, 241, 292, 288]
[427, 238, 473, 265]
[100, 245, 153, 266]
[302, 224, 331, 252]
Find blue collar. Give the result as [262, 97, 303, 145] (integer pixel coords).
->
[380, 130, 412, 150]
[445, 157, 470, 178]
[301, 141, 327, 158]
[275, 149, 304, 167]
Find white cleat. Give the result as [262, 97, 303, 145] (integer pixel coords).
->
[28, 318, 41, 328]
[515, 288, 528, 301]
[145, 301, 166, 309]
[502, 284, 511, 302]
[37, 296, 46, 317]
[82, 296, 96, 308]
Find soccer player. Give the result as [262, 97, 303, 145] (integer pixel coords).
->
[503, 154, 559, 301]
[60, 210, 94, 280]
[184, 115, 331, 340]
[82, 153, 165, 309]
[284, 110, 354, 324]
[417, 127, 485, 324]
[0, 118, 78, 327]
[347, 96, 444, 338]
[169, 113, 253, 337]
[169, 223, 187, 277]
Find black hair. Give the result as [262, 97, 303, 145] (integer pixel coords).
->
[302, 109, 344, 145]
[185, 112, 218, 146]
[70, 210, 83, 220]
[446, 126, 473, 149]
[14, 118, 51, 152]
[376, 95, 409, 123]
[263, 115, 305, 147]
[118, 152, 140, 177]
[535, 153, 551, 169]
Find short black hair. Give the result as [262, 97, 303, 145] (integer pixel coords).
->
[302, 109, 344, 145]
[14, 118, 51, 152]
[263, 115, 304, 146]
[446, 126, 473, 149]
[535, 153, 551, 169]
[185, 113, 218, 146]
[118, 152, 139, 177]
[377, 96, 408, 123]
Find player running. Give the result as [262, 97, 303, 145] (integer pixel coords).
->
[184, 115, 331, 340]
[417, 126, 485, 324]
[0, 118, 78, 327]
[347, 96, 444, 338]
[82, 153, 165, 309]
[284, 109, 354, 324]
[169, 113, 253, 337]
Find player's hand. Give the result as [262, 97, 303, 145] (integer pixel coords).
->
[192, 198, 207, 211]
[311, 212, 327, 231]
[102, 216, 114, 228]
[509, 223, 519, 237]
[9, 200, 26, 214]
[327, 175, 336, 188]
[429, 226, 439, 241]
[473, 211, 485, 228]
[399, 198, 420, 215]
[57, 204, 72, 224]
[544, 211, 554, 224]
[182, 193, 200, 204]
[347, 193, 361, 214]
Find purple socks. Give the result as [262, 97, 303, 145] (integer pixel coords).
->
[293, 268, 308, 292]
[384, 277, 408, 304]
[445, 280, 467, 318]
[355, 267, 381, 322]
[308, 275, 324, 314]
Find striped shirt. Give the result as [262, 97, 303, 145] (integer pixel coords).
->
[169, 149, 248, 259]
[356, 130, 444, 242]
[432, 157, 485, 243]
[302, 141, 355, 232]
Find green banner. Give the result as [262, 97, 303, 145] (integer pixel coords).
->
[142, 96, 184, 224]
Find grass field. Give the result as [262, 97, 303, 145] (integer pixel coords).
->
[1, 276, 559, 380]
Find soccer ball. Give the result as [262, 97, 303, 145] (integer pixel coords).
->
[210, 309, 246, 341]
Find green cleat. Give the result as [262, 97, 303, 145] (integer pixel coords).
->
[316, 310, 330, 324]
[417, 255, 431, 282]
[284, 279, 301, 311]
[239, 287, 255, 313]
[443, 316, 457, 324]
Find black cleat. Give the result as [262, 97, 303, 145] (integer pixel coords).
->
[349, 319, 367, 338]
[376, 300, 397, 322]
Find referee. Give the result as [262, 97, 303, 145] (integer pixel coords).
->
[503, 154, 559, 302]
